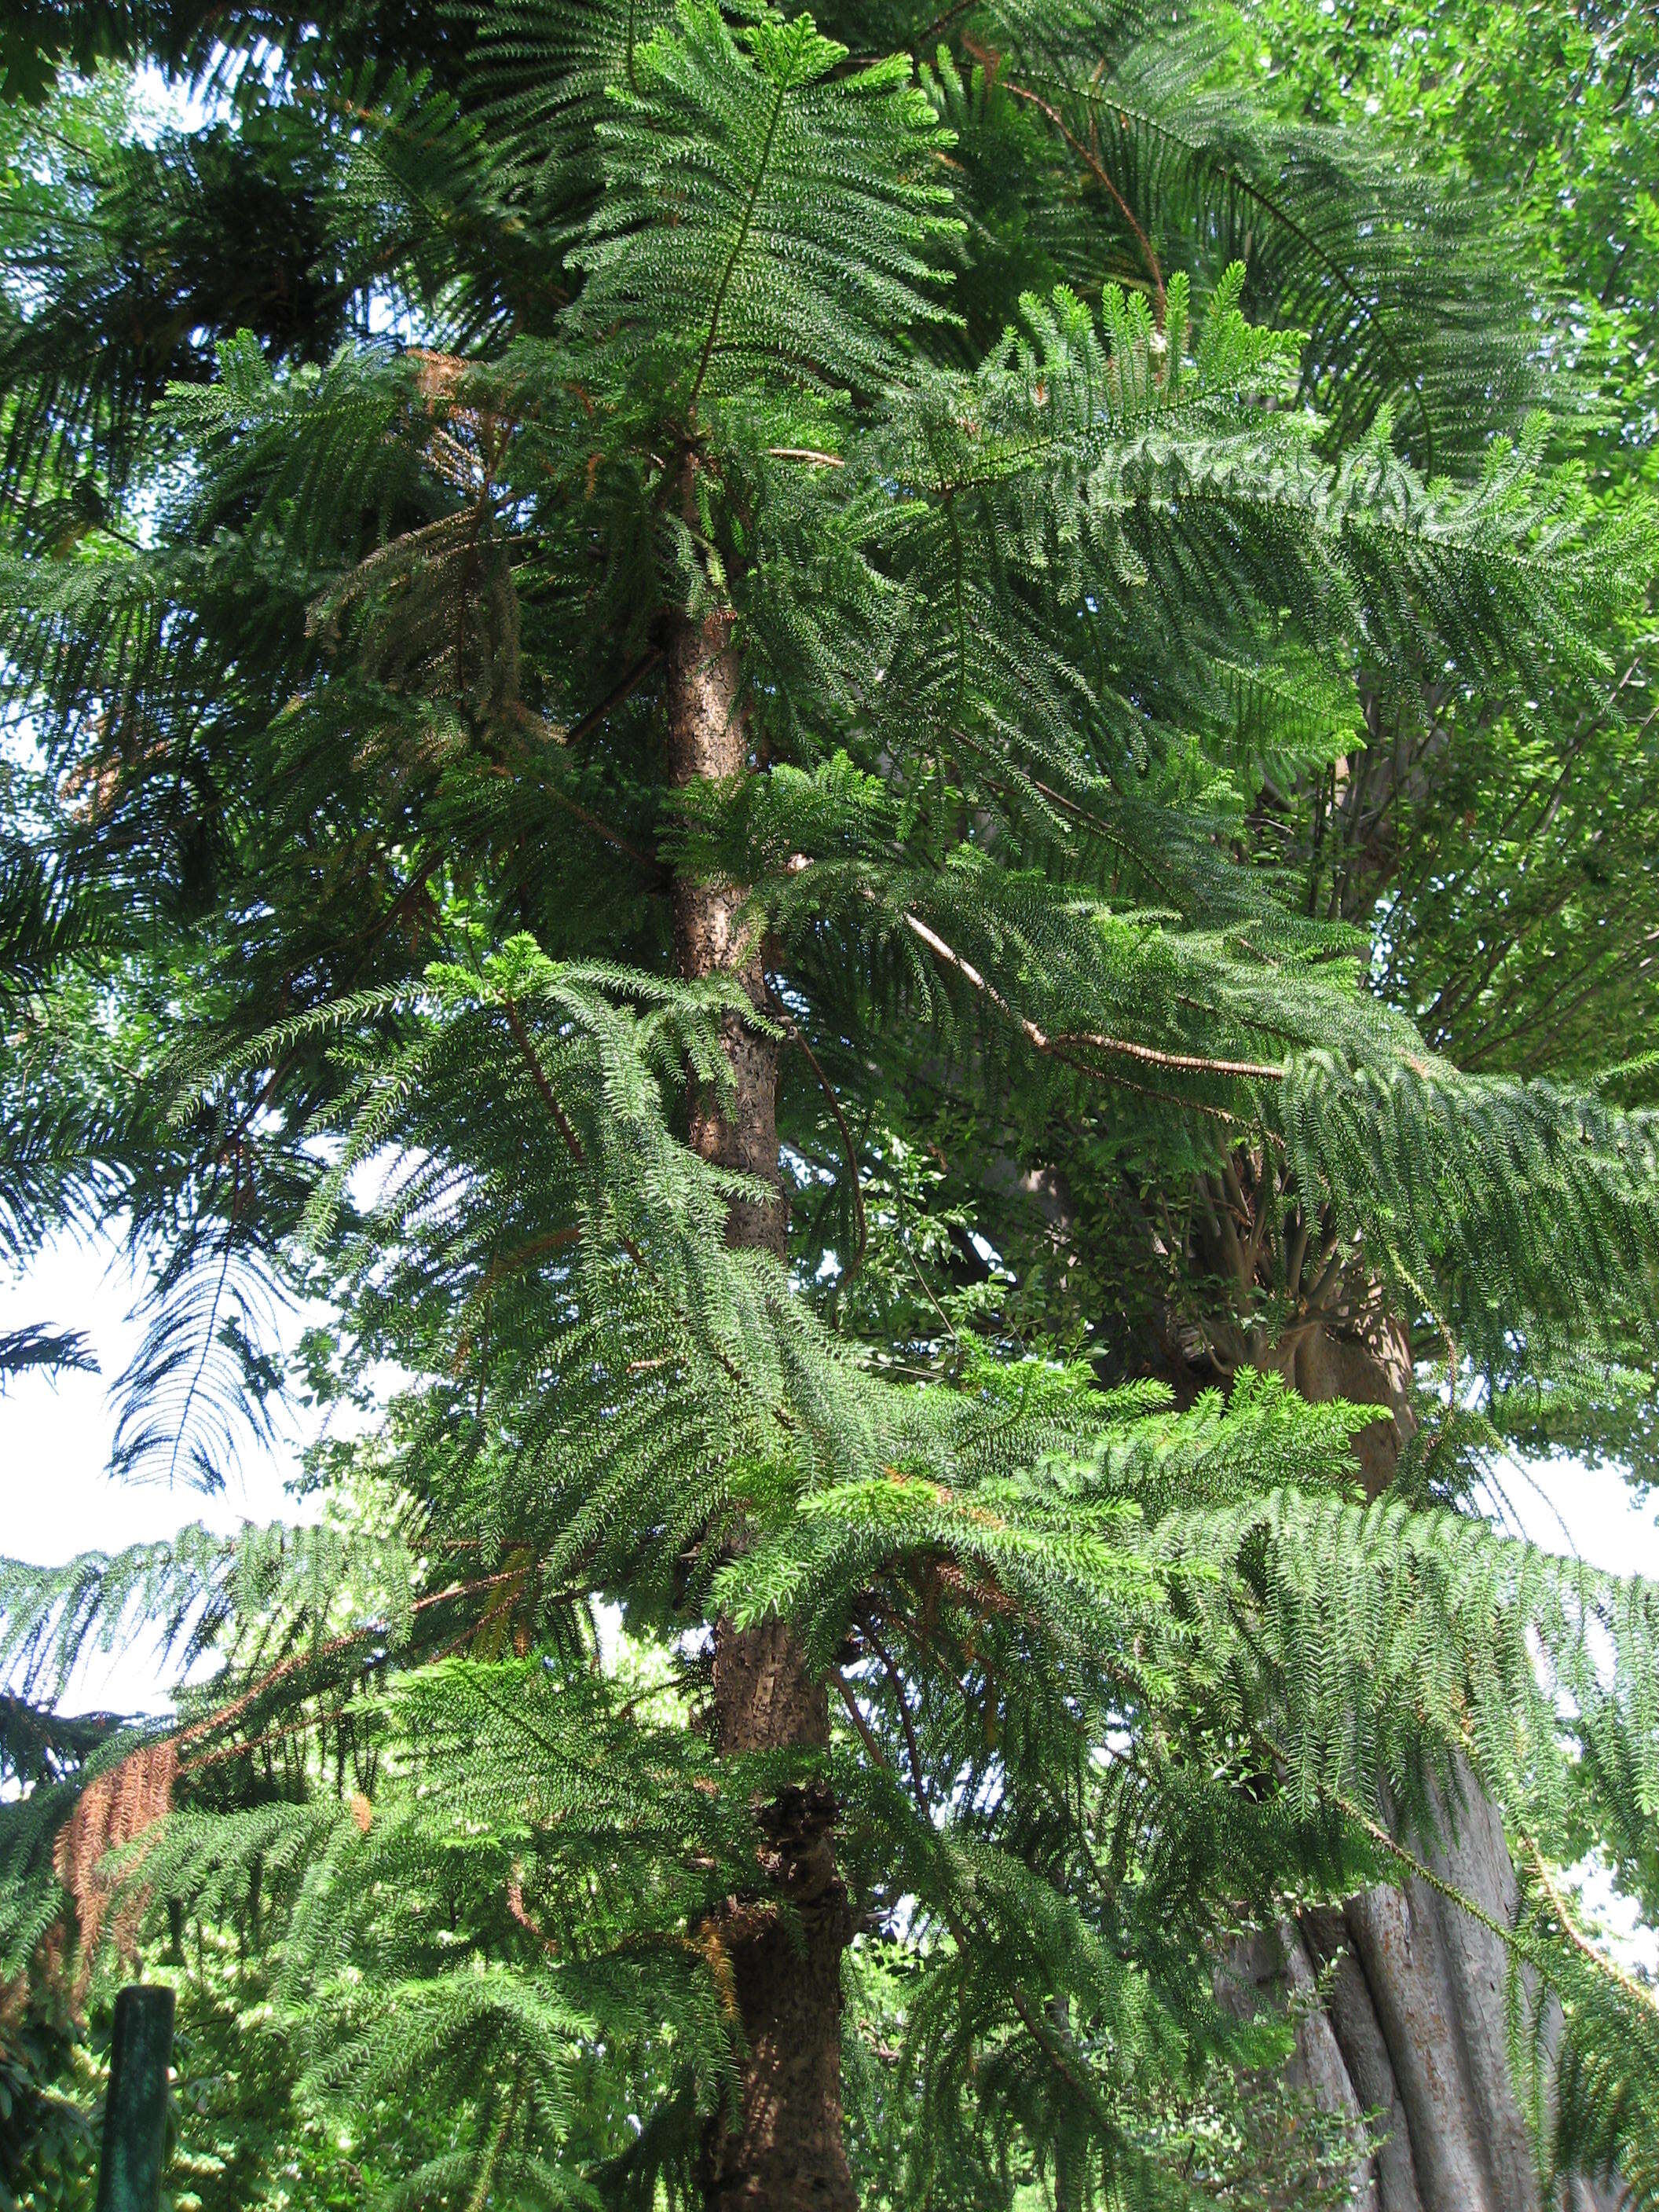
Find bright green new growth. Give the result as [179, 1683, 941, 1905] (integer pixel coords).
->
[2, 0, 1657, 2204]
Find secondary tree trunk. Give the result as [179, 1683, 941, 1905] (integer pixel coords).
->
[665, 589, 857, 2212]
[1227, 1309, 1619, 2212]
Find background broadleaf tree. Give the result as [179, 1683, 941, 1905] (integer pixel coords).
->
[2, 4, 1658, 2209]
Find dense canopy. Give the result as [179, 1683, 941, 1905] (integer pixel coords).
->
[2, 4, 1657, 2209]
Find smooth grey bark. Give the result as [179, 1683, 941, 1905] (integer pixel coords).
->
[1247, 1313, 1624, 2212]
[1219, 1921, 1382, 2212]
[974, 1155, 1625, 2207]
[1302, 1909, 1424, 2212]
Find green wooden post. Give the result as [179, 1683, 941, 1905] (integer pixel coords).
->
[94, 1985, 174, 2212]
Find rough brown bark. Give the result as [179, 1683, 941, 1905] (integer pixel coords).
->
[666, 599, 787, 1262]
[665, 588, 856, 2212]
[706, 1616, 854, 2212]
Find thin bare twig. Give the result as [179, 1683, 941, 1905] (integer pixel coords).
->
[832, 1670, 895, 1781]
[556, 650, 663, 748]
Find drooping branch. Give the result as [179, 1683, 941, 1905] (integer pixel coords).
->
[767, 980, 868, 1281]
[857, 1606, 933, 1815]
[501, 1001, 587, 1165]
[996, 72, 1166, 322]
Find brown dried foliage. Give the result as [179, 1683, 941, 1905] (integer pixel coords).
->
[51, 1739, 178, 1998]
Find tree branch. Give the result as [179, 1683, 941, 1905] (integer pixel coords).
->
[857, 1609, 933, 1815]
[832, 1669, 901, 1788]
[901, 910, 1283, 1080]
[998, 75, 1165, 321]
[767, 981, 868, 1281]
[554, 651, 663, 749]
[502, 1002, 586, 1164]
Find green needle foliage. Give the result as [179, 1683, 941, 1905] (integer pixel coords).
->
[2, 3, 1657, 2206]
[1232, 0, 1659, 1095]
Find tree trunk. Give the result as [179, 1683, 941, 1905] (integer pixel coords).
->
[665, 591, 857, 2212]
[1228, 1312, 1620, 2212]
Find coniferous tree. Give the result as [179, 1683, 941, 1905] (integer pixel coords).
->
[3, 7, 1658, 2208]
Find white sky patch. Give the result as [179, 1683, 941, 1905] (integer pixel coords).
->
[130, 60, 219, 144]
[2, 1231, 324, 1713]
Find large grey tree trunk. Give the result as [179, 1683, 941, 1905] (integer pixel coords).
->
[983, 1148, 1623, 2206]
[1229, 1314, 1622, 2212]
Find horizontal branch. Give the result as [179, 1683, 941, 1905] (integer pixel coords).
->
[901, 910, 1284, 1082]
[1056, 1029, 1285, 1082]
